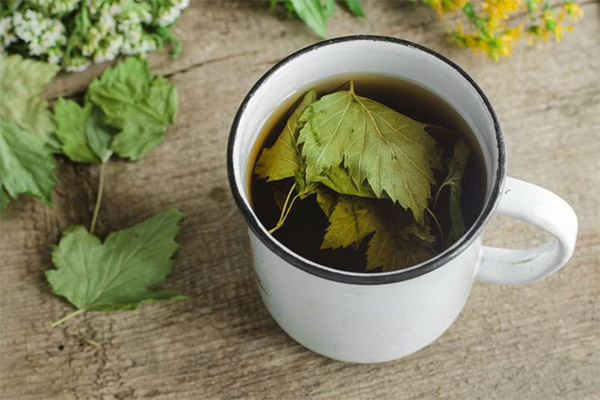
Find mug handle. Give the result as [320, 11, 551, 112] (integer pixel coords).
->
[475, 177, 578, 285]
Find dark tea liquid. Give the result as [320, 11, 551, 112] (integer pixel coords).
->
[248, 74, 487, 272]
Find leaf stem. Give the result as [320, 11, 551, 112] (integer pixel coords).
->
[433, 182, 449, 211]
[85, 338, 102, 347]
[269, 182, 298, 234]
[51, 309, 85, 327]
[282, 193, 300, 223]
[89, 162, 106, 235]
[426, 207, 445, 248]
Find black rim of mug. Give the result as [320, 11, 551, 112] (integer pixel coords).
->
[226, 35, 506, 285]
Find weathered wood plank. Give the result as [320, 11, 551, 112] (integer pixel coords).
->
[2, 1, 598, 399]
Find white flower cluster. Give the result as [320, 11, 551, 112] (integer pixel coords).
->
[1, 0, 189, 71]
[3, 9, 67, 64]
[28, 0, 81, 17]
[0, 18, 17, 48]
[155, 0, 189, 27]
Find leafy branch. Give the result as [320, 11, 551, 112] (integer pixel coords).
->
[0, 54, 186, 327]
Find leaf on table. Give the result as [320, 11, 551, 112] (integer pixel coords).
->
[298, 83, 442, 223]
[442, 138, 470, 245]
[287, 0, 329, 38]
[46, 208, 186, 318]
[54, 99, 100, 163]
[255, 89, 317, 182]
[87, 57, 178, 160]
[0, 54, 61, 151]
[0, 185, 10, 211]
[344, 0, 365, 17]
[89, 55, 154, 96]
[322, 195, 435, 271]
[0, 120, 57, 208]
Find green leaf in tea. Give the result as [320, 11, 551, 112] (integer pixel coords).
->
[254, 89, 319, 232]
[322, 196, 434, 271]
[367, 227, 435, 272]
[322, 196, 376, 250]
[315, 186, 337, 218]
[255, 89, 317, 182]
[273, 184, 291, 210]
[252, 81, 475, 272]
[435, 138, 470, 245]
[313, 164, 375, 198]
[46, 208, 186, 326]
[0, 120, 58, 208]
[298, 82, 442, 223]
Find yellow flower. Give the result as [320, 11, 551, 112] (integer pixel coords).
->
[482, 0, 521, 20]
[442, 0, 469, 12]
[427, 0, 583, 60]
[497, 26, 522, 55]
[554, 24, 564, 41]
[424, 0, 469, 15]
[563, 1, 584, 22]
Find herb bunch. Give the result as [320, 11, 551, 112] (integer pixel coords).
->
[269, 0, 583, 60]
[0, 54, 185, 326]
[0, 0, 189, 71]
[254, 83, 471, 272]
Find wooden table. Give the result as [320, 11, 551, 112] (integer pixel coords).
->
[1, 1, 598, 399]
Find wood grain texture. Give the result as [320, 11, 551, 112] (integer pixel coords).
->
[1, 1, 599, 399]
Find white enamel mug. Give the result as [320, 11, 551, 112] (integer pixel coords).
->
[227, 36, 578, 363]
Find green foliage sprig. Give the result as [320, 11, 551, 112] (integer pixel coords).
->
[0, 54, 185, 327]
[269, 0, 584, 60]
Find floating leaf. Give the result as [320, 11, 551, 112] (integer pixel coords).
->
[439, 138, 470, 245]
[315, 186, 337, 218]
[313, 164, 375, 198]
[322, 196, 376, 250]
[298, 83, 442, 223]
[255, 89, 317, 182]
[322, 196, 434, 271]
